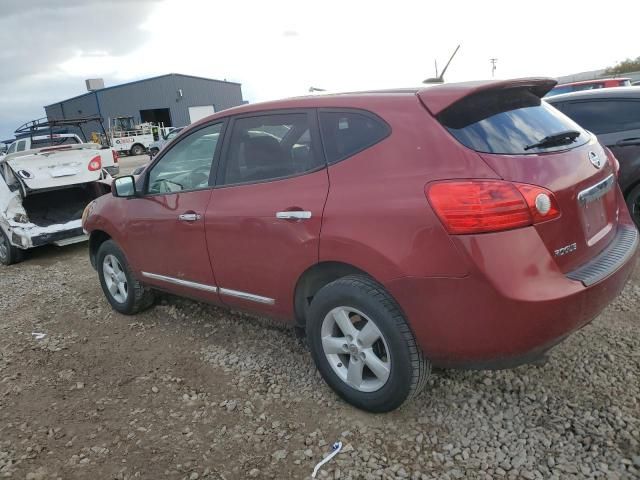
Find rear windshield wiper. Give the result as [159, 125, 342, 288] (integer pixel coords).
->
[524, 130, 581, 151]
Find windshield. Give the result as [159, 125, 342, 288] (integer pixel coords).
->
[438, 87, 590, 155]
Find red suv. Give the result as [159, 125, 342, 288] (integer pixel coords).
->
[83, 78, 638, 412]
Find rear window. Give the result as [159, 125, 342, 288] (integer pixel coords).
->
[546, 85, 573, 97]
[319, 110, 390, 164]
[31, 136, 80, 148]
[438, 88, 589, 154]
[559, 100, 640, 135]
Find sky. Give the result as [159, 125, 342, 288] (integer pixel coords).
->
[1, 0, 638, 140]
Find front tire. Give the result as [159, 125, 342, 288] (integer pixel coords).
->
[0, 229, 24, 266]
[307, 275, 430, 412]
[97, 240, 154, 314]
[626, 183, 640, 229]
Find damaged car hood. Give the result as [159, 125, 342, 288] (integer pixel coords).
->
[6, 149, 103, 190]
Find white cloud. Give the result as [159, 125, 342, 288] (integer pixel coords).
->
[109, 0, 640, 101]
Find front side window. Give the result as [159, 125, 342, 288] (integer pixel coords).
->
[560, 100, 640, 135]
[7, 143, 16, 154]
[319, 110, 390, 164]
[439, 87, 590, 154]
[220, 112, 322, 185]
[147, 123, 222, 194]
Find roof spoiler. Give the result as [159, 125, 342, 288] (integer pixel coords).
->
[417, 78, 557, 116]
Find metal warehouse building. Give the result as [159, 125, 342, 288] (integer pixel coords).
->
[44, 73, 244, 138]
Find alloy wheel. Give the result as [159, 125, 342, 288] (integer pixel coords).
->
[320, 306, 391, 393]
[103, 254, 128, 303]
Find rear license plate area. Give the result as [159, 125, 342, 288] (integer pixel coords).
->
[578, 174, 615, 245]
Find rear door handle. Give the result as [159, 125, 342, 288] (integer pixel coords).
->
[178, 213, 201, 222]
[276, 211, 312, 220]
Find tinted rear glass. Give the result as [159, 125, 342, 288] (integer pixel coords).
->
[558, 100, 640, 135]
[439, 88, 589, 154]
[319, 110, 390, 164]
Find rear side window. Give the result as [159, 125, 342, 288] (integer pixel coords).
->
[559, 100, 640, 135]
[439, 88, 589, 154]
[319, 110, 390, 164]
[16, 140, 26, 152]
[220, 112, 323, 185]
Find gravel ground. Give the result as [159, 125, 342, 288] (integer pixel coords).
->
[0, 244, 638, 480]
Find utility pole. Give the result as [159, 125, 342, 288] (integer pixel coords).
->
[490, 58, 498, 78]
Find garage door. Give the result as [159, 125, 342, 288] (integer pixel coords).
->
[188, 105, 216, 124]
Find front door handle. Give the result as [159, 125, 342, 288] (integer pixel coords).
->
[276, 211, 312, 220]
[178, 213, 201, 222]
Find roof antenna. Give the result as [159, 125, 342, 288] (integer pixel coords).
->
[423, 45, 461, 84]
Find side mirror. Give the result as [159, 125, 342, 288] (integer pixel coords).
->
[112, 175, 137, 198]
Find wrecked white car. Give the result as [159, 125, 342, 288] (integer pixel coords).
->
[0, 141, 112, 265]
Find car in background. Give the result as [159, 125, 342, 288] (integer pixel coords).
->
[4, 133, 119, 176]
[545, 78, 631, 97]
[546, 87, 640, 227]
[148, 127, 185, 157]
[84, 78, 638, 412]
[0, 134, 113, 265]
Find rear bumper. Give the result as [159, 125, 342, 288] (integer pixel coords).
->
[10, 222, 87, 249]
[387, 221, 638, 369]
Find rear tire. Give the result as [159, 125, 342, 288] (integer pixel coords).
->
[0, 229, 24, 266]
[97, 240, 154, 314]
[626, 183, 640, 229]
[130, 144, 145, 156]
[307, 275, 430, 412]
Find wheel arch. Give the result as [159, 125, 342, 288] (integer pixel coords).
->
[293, 261, 375, 327]
[89, 230, 111, 269]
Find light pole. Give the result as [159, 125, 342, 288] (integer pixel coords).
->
[490, 58, 498, 78]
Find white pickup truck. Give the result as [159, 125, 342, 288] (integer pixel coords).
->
[0, 133, 116, 265]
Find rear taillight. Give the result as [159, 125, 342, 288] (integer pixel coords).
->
[426, 180, 561, 234]
[112, 149, 119, 164]
[515, 183, 561, 224]
[88, 156, 102, 171]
